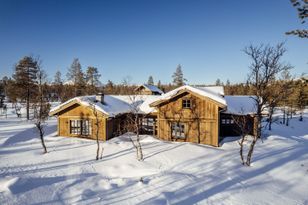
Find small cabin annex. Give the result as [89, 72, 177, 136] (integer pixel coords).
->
[135, 84, 164, 95]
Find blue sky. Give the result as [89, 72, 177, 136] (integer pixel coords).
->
[0, 0, 307, 85]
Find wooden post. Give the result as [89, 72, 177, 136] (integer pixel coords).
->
[153, 120, 156, 136]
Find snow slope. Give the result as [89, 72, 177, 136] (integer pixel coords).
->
[0, 110, 307, 204]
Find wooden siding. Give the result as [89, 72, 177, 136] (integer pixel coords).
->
[156, 92, 220, 146]
[57, 103, 107, 141]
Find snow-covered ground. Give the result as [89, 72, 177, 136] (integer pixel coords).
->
[0, 108, 307, 205]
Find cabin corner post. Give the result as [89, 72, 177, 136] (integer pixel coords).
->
[217, 108, 221, 147]
[104, 117, 108, 141]
[57, 115, 60, 136]
[157, 110, 161, 139]
[214, 105, 219, 147]
[217, 107, 225, 147]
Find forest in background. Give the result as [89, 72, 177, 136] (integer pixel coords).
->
[0, 56, 306, 108]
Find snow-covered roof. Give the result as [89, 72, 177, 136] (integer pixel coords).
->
[50, 95, 160, 117]
[50, 87, 257, 117]
[149, 86, 257, 115]
[63, 80, 75, 85]
[150, 85, 227, 107]
[137, 84, 164, 94]
[224, 95, 257, 115]
[195, 86, 225, 96]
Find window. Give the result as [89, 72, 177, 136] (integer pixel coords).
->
[221, 118, 234, 125]
[142, 118, 154, 126]
[70, 120, 81, 134]
[171, 122, 186, 139]
[182, 99, 191, 109]
[82, 120, 91, 135]
[142, 118, 155, 131]
[70, 120, 91, 135]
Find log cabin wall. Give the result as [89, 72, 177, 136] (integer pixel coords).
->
[57, 103, 107, 141]
[156, 92, 220, 146]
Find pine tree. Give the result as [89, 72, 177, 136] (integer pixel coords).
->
[53, 71, 63, 101]
[172, 64, 186, 87]
[105, 80, 114, 94]
[0, 80, 4, 97]
[147, 76, 154, 85]
[85, 66, 101, 86]
[54, 71, 62, 85]
[296, 80, 306, 121]
[280, 70, 293, 125]
[226, 79, 231, 86]
[157, 80, 162, 88]
[85, 66, 101, 94]
[66, 58, 84, 96]
[215, 78, 222, 86]
[225, 79, 232, 95]
[13, 56, 39, 120]
[286, 0, 308, 38]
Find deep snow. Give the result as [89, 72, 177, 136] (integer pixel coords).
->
[0, 108, 307, 205]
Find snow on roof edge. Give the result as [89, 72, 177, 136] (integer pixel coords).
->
[151, 85, 227, 107]
[50, 95, 161, 117]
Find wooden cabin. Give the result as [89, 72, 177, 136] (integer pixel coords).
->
[50, 86, 257, 147]
[150, 86, 257, 146]
[135, 84, 164, 95]
[49, 94, 160, 141]
[149, 86, 226, 146]
[50, 94, 112, 141]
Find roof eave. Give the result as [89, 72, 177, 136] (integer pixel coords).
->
[150, 88, 227, 108]
[49, 99, 110, 117]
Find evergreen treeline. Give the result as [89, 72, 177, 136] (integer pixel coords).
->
[0, 56, 307, 117]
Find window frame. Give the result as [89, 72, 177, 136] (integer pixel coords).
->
[171, 122, 186, 139]
[70, 119, 91, 136]
[81, 120, 91, 135]
[221, 118, 234, 125]
[182, 99, 192, 109]
[70, 120, 81, 135]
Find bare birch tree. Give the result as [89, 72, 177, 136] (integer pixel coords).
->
[244, 42, 292, 166]
[231, 112, 254, 165]
[88, 101, 104, 160]
[33, 61, 50, 154]
[127, 95, 144, 161]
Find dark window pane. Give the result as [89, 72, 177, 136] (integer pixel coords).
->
[182, 99, 191, 109]
[171, 122, 186, 139]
